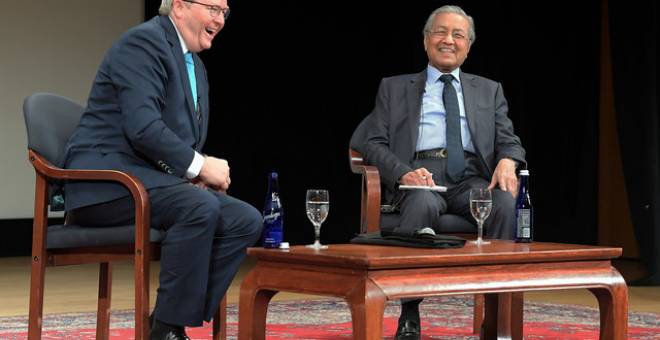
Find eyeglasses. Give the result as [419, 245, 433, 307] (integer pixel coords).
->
[425, 29, 468, 42]
[183, 0, 230, 19]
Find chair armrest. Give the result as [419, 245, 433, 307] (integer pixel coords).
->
[348, 148, 381, 234]
[348, 148, 366, 168]
[28, 149, 151, 255]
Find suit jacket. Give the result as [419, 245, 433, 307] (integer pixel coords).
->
[63, 15, 210, 211]
[358, 70, 526, 203]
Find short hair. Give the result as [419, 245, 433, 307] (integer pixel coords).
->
[159, 0, 173, 15]
[423, 5, 476, 46]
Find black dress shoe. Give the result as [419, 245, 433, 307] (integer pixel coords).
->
[395, 319, 421, 340]
[150, 319, 190, 340]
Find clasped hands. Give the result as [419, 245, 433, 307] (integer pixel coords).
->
[399, 158, 519, 198]
[194, 156, 231, 193]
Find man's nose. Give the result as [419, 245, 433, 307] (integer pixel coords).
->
[213, 14, 225, 27]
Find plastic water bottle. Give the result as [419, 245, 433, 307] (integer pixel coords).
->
[262, 172, 283, 248]
[515, 169, 533, 242]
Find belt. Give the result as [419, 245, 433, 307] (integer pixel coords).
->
[415, 148, 447, 159]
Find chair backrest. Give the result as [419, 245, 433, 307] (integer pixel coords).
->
[349, 114, 371, 154]
[23, 93, 84, 165]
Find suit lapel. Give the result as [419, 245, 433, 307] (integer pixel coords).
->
[407, 71, 427, 154]
[461, 72, 478, 146]
[461, 72, 493, 174]
[160, 16, 201, 140]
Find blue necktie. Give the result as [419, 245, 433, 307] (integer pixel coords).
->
[440, 74, 465, 182]
[184, 52, 198, 110]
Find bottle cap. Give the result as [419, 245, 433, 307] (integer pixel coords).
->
[519, 169, 529, 176]
[279, 242, 290, 249]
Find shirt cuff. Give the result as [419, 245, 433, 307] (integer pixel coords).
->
[186, 151, 204, 179]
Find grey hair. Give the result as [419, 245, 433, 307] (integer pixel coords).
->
[423, 5, 476, 46]
[159, 0, 173, 15]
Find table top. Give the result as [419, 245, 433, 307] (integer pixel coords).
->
[247, 240, 622, 270]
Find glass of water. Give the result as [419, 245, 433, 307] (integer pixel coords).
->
[469, 188, 492, 245]
[306, 189, 329, 249]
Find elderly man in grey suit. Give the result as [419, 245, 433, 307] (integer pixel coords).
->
[360, 5, 526, 340]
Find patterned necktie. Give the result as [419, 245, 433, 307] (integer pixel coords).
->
[184, 52, 198, 113]
[440, 74, 465, 182]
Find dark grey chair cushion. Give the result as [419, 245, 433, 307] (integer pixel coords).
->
[24, 93, 84, 166]
[24, 93, 160, 250]
[24, 93, 85, 211]
[349, 114, 372, 154]
[46, 224, 165, 249]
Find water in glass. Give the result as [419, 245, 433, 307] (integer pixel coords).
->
[306, 189, 329, 249]
[470, 199, 492, 222]
[469, 188, 492, 245]
[306, 201, 329, 226]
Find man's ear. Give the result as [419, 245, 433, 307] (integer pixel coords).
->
[171, 0, 185, 18]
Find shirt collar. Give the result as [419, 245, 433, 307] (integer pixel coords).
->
[168, 15, 189, 54]
[425, 64, 461, 86]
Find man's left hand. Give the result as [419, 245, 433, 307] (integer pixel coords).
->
[488, 158, 518, 198]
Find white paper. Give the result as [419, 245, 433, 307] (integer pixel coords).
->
[398, 185, 447, 192]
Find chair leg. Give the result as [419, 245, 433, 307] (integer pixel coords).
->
[212, 295, 227, 340]
[27, 254, 46, 340]
[96, 262, 113, 340]
[134, 255, 150, 340]
[472, 293, 484, 334]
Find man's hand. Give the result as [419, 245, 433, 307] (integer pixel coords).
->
[488, 158, 518, 198]
[198, 156, 231, 192]
[399, 168, 435, 186]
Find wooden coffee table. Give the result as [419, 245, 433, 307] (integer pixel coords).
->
[238, 241, 627, 340]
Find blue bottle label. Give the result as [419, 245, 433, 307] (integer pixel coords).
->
[262, 172, 283, 248]
[263, 212, 283, 248]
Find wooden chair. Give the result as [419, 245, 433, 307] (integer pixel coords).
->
[23, 93, 227, 340]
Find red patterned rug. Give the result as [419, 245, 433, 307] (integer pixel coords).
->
[1, 296, 659, 339]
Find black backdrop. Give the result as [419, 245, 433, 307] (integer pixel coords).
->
[144, 0, 603, 246]
[609, 1, 659, 283]
[1, 1, 655, 284]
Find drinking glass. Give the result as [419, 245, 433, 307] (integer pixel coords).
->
[469, 188, 492, 245]
[305, 189, 329, 249]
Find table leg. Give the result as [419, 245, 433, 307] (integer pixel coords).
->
[473, 294, 484, 334]
[346, 279, 387, 340]
[482, 292, 523, 340]
[238, 271, 277, 340]
[588, 270, 628, 340]
[483, 293, 508, 340]
[511, 292, 524, 340]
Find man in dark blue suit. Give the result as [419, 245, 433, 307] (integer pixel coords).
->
[63, 1, 261, 339]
